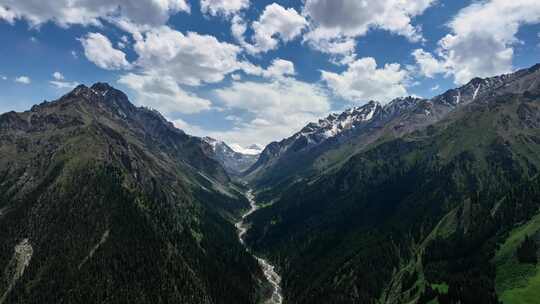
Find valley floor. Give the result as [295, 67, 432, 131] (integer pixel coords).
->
[236, 191, 283, 304]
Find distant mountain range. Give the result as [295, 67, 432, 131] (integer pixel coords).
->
[202, 137, 261, 176]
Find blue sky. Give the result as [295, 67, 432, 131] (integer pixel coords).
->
[0, 0, 539, 146]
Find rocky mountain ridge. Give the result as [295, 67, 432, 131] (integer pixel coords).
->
[245, 64, 540, 188]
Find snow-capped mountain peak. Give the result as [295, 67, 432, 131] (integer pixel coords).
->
[298, 100, 382, 142]
[202, 137, 261, 175]
[383, 96, 424, 115]
[229, 143, 263, 156]
[202, 136, 219, 151]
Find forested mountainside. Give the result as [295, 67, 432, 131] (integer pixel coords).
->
[0, 83, 267, 304]
[245, 64, 540, 304]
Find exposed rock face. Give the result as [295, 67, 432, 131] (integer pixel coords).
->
[0, 239, 33, 304]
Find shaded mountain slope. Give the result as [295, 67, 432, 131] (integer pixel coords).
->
[245, 64, 540, 304]
[0, 83, 265, 304]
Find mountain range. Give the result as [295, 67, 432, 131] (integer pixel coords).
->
[243, 63, 540, 304]
[1, 64, 540, 304]
[244, 68, 534, 190]
[0, 83, 269, 304]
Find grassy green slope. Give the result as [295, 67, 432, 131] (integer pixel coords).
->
[495, 213, 540, 303]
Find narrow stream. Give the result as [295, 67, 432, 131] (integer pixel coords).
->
[235, 190, 283, 304]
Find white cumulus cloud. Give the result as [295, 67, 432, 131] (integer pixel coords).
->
[200, 0, 249, 17]
[52, 72, 64, 80]
[412, 49, 448, 78]
[133, 26, 244, 86]
[321, 57, 409, 103]
[303, 0, 435, 58]
[118, 73, 212, 115]
[262, 59, 296, 79]
[78, 25, 289, 116]
[0, 0, 190, 28]
[79, 32, 131, 70]
[413, 0, 540, 85]
[241, 58, 296, 79]
[15, 76, 31, 84]
[0, 6, 17, 23]
[233, 3, 307, 54]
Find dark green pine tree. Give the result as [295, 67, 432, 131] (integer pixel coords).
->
[517, 235, 538, 264]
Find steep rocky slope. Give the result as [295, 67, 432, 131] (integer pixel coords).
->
[0, 83, 266, 304]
